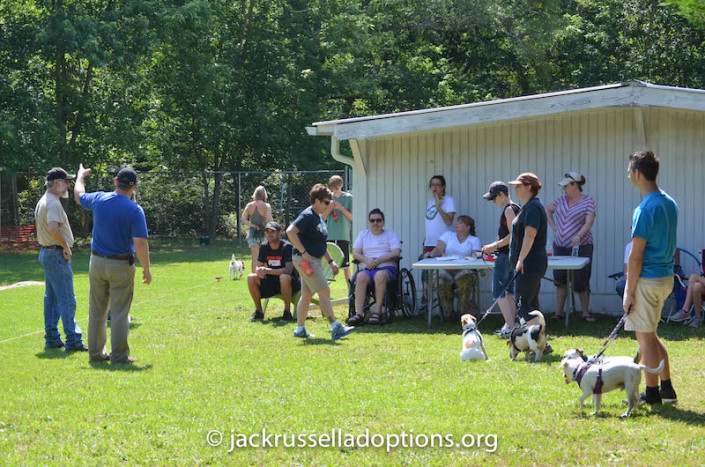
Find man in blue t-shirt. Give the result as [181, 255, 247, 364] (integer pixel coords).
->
[74, 164, 151, 364]
[624, 150, 679, 406]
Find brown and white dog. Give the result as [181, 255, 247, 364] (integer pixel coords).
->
[229, 254, 245, 280]
[507, 310, 547, 362]
[560, 348, 664, 418]
[460, 314, 488, 361]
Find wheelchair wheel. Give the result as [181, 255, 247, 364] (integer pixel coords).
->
[398, 268, 417, 318]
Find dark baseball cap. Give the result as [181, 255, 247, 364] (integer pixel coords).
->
[46, 167, 75, 182]
[483, 181, 508, 200]
[264, 221, 282, 231]
[116, 167, 138, 186]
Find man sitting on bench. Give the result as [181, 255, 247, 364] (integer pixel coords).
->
[348, 209, 401, 325]
[247, 221, 300, 321]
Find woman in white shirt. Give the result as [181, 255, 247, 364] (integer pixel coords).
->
[429, 215, 482, 317]
[421, 175, 456, 308]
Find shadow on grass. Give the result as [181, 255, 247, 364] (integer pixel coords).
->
[87, 362, 153, 372]
[35, 349, 70, 360]
[657, 406, 705, 426]
[301, 338, 337, 345]
[548, 313, 701, 342]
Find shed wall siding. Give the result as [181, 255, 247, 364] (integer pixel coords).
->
[350, 107, 705, 313]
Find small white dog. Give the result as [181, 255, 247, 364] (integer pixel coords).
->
[459, 314, 488, 361]
[229, 254, 245, 280]
[561, 348, 664, 418]
[507, 310, 547, 362]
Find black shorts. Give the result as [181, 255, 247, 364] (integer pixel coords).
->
[552, 244, 593, 293]
[330, 240, 350, 268]
[260, 274, 301, 298]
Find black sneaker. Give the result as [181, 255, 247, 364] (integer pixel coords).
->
[638, 390, 662, 406]
[659, 386, 678, 404]
[280, 310, 293, 321]
[249, 311, 264, 321]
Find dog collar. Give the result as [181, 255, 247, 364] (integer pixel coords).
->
[462, 325, 476, 339]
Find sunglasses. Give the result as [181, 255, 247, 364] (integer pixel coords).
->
[369, 218, 384, 223]
[322, 199, 331, 205]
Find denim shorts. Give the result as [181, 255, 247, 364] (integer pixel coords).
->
[492, 253, 515, 299]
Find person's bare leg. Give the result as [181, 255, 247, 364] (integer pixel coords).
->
[247, 274, 262, 312]
[354, 273, 370, 318]
[635, 331, 670, 386]
[297, 291, 313, 326]
[316, 288, 336, 322]
[498, 297, 515, 327]
[280, 274, 292, 310]
[373, 270, 390, 317]
[693, 281, 704, 318]
[578, 290, 590, 316]
[249, 245, 259, 274]
[343, 267, 351, 289]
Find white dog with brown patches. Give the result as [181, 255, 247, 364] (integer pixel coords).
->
[560, 348, 664, 418]
[229, 254, 245, 280]
[460, 314, 488, 361]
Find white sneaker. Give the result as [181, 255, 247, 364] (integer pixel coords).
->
[493, 323, 512, 337]
[670, 309, 690, 322]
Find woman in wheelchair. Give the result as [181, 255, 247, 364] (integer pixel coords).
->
[347, 209, 402, 325]
[426, 215, 482, 317]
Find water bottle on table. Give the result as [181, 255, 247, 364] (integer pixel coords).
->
[571, 245, 579, 257]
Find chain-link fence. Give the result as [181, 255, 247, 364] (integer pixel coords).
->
[0, 168, 350, 243]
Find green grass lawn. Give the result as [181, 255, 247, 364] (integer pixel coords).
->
[1, 240, 704, 464]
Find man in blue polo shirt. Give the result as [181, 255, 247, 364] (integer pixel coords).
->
[624, 150, 679, 406]
[74, 164, 151, 364]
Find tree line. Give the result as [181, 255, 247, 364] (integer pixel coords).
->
[2, 0, 704, 238]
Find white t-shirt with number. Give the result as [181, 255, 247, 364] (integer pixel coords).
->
[424, 195, 456, 247]
[438, 231, 481, 257]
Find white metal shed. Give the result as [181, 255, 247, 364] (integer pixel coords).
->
[307, 81, 705, 313]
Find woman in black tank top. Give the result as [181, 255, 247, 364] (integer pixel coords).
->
[481, 181, 520, 336]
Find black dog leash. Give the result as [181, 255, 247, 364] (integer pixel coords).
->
[476, 269, 520, 327]
[586, 312, 629, 364]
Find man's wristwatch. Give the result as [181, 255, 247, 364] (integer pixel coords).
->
[328, 259, 334, 264]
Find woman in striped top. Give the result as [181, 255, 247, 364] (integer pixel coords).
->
[546, 171, 597, 323]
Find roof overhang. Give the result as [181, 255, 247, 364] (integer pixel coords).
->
[307, 81, 705, 141]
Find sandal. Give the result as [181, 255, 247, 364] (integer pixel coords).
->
[368, 312, 383, 325]
[550, 313, 566, 321]
[346, 314, 364, 326]
[582, 314, 596, 323]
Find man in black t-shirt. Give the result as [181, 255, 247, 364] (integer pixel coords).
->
[247, 221, 300, 321]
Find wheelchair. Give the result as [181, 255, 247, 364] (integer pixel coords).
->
[347, 256, 417, 324]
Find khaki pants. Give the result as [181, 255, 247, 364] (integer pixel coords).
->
[88, 255, 135, 363]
